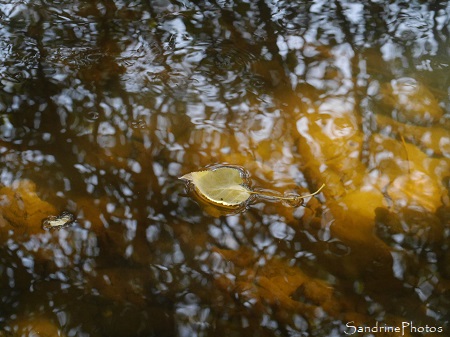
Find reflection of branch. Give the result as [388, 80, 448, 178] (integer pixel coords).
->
[332, 0, 361, 105]
[429, 2, 450, 92]
[18, 2, 88, 189]
[256, 0, 294, 93]
[333, 0, 355, 43]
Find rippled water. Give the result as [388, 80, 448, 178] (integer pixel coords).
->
[1, 1, 450, 336]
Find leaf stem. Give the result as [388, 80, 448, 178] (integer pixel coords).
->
[248, 183, 325, 201]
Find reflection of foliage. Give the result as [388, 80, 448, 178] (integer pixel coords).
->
[212, 246, 340, 317]
[0, 180, 57, 233]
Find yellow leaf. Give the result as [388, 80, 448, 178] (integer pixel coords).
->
[180, 165, 325, 213]
[180, 167, 252, 206]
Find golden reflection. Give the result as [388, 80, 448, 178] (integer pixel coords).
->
[377, 77, 444, 125]
[0, 180, 57, 235]
[375, 112, 450, 158]
[212, 246, 339, 317]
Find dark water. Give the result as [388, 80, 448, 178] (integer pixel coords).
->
[1, 1, 450, 336]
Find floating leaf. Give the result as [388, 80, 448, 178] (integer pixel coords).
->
[180, 165, 325, 212]
[180, 167, 252, 207]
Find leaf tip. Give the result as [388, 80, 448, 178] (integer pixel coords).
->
[179, 173, 193, 181]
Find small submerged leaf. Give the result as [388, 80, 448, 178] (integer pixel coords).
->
[180, 167, 251, 207]
[42, 211, 76, 231]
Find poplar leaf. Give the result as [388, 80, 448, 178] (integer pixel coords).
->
[180, 167, 251, 206]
